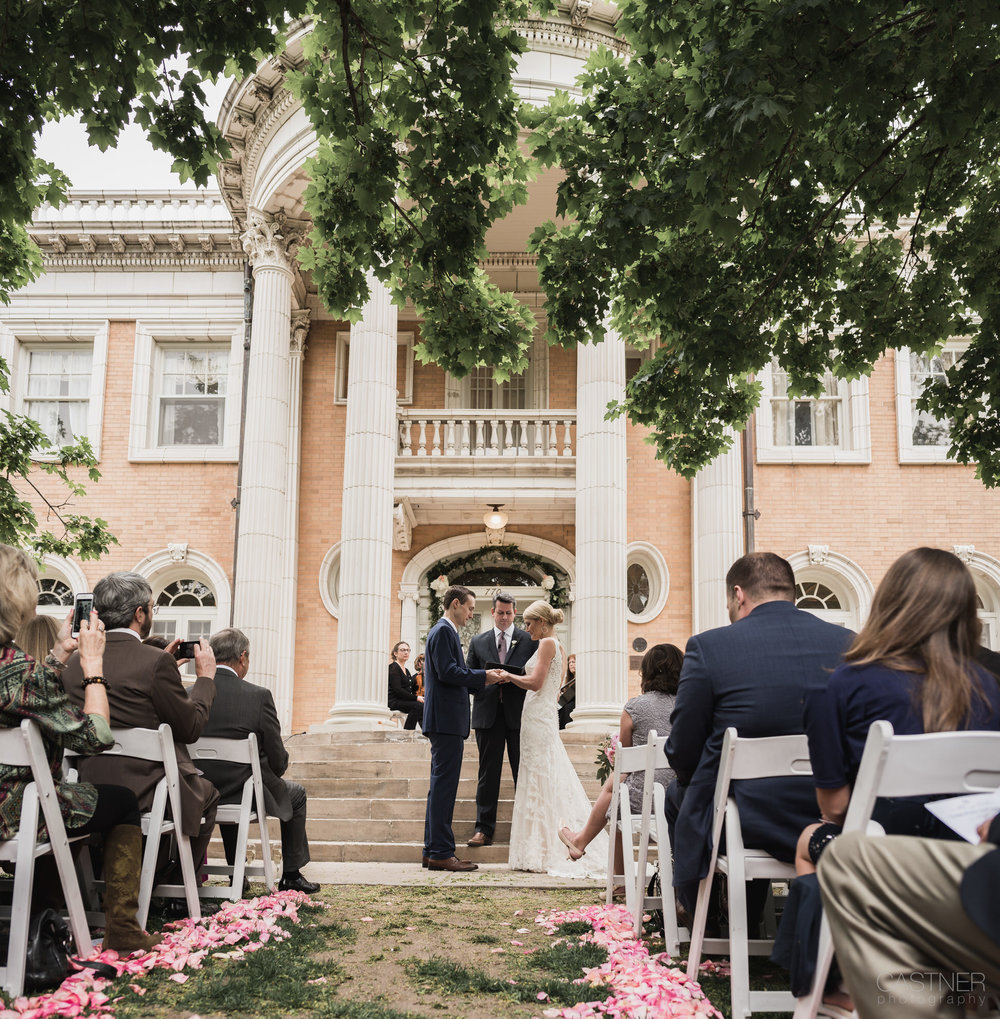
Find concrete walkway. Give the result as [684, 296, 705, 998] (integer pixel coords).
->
[303, 860, 606, 890]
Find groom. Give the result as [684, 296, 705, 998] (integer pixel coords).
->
[422, 585, 505, 871]
[466, 591, 537, 847]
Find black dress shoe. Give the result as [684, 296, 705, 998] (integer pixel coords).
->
[278, 872, 321, 894]
[427, 856, 478, 872]
[162, 897, 222, 920]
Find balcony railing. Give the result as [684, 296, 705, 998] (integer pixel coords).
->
[397, 410, 576, 458]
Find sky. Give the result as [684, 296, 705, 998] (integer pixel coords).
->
[34, 77, 232, 191]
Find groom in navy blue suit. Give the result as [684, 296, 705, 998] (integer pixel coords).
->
[422, 585, 505, 871]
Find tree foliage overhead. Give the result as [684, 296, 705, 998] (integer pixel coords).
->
[291, 0, 554, 382]
[525, 0, 1000, 483]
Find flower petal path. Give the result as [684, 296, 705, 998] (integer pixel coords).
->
[0, 890, 320, 1019]
[535, 903, 723, 1018]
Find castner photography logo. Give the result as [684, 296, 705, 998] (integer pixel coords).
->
[876, 971, 996, 1010]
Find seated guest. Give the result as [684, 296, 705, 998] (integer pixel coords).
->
[413, 653, 425, 696]
[665, 552, 853, 914]
[797, 546, 1000, 874]
[557, 652, 576, 730]
[388, 640, 423, 730]
[777, 548, 1000, 1011]
[0, 545, 160, 953]
[62, 571, 220, 911]
[15, 613, 61, 665]
[559, 642, 680, 879]
[819, 818, 1000, 1019]
[199, 628, 320, 894]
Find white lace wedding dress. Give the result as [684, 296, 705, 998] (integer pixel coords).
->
[508, 643, 607, 878]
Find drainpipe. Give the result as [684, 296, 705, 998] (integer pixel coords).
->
[742, 415, 760, 553]
[230, 259, 253, 625]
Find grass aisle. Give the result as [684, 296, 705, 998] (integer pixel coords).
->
[2, 886, 791, 1018]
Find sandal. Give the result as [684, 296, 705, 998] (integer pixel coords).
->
[558, 826, 586, 860]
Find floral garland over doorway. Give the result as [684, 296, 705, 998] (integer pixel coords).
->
[424, 544, 570, 621]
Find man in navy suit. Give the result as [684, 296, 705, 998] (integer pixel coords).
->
[818, 817, 1000, 1017]
[665, 552, 853, 911]
[422, 585, 505, 871]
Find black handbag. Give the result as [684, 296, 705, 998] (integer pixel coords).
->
[23, 908, 71, 993]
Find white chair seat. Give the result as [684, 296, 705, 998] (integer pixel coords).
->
[0, 720, 93, 997]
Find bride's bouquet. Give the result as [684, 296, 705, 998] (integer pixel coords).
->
[595, 733, 619, 783]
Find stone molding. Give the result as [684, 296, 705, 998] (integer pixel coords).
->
[242, 209, 304, 273]
[290, 308, 311, 352]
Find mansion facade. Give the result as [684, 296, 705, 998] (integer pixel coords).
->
[4, 5, 1000, 734]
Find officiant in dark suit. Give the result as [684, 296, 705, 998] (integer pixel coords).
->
[465, 591, 537, 848]
[198, 627, 319, 894]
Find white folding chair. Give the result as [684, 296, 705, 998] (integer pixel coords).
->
[0, 720, 93, 997]
[793, 721, 1000, 1019]
[100, 724, 201, 925]
[186, 734, 277, 899]
[686, 728, 812, 1018]
[630, 733, 691, 956]
[605, 740, 644, 915]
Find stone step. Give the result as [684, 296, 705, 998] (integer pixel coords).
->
[303, 817, 513, 843]
[310, 797, 514, 821]
[288, 741, 602, 766]
[304, 841, 511, 864]
[288, 729, 607, 747]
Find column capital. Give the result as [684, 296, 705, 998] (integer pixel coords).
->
[290, 308, 311, 355]
[242, 209, 303, 275]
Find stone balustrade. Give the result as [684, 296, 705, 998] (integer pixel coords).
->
[397, 410, 576, 458]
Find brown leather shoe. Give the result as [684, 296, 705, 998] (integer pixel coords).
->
[427, 856, 478, 872]
[467, 831, 493, 847]
[422, 855, 429, 868]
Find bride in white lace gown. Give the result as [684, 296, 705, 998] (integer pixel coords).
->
[504, 601, 607, 878]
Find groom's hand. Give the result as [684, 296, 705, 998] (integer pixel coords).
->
[485, 669, 506, 686]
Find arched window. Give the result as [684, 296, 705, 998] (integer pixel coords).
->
[626, 542, 669, 623]
[150, 578, 217, 646]
[33, 556, 88, 620]
[794, 577, 853, 627]
[975, 582, 1000, 651]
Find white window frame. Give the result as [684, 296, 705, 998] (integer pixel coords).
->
[444, 331, 547, 410]
[0, 319, 109, 459]
[334, 331, 414, 405]
[895, 341, 968, 464]
[755, 359, 871, 464]
[128, 319, 242, 462]
[626, 541, 670, 624]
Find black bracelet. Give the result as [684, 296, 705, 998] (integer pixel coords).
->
[82, 676, 108, 689]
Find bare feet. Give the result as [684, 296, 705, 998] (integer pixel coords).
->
[819, 988, 855, 1017]
[558, 826, 586, 860]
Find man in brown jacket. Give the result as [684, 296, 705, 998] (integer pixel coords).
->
[63, 571, 219, 899]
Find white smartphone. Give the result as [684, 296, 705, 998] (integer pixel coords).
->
[72, 592, 94, 638]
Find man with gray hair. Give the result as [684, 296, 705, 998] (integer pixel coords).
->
[198, 628, 319, 894]
[63, 571, 220, 908]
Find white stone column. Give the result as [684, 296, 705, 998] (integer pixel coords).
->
[235, 210, 301, 713]
[691, 431, 744, 633]
[273, 308, 309, 730]
[320, 274, 397, 729]
[569, 328, 628, 731]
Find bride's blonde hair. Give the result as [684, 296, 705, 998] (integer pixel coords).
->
[522, 600, 564, 628]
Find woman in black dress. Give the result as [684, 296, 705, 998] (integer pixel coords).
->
[387, 641, 423, 730]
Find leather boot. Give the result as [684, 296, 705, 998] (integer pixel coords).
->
[102, 825, 162, 955]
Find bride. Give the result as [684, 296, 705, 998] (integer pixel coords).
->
[502, 600, 607, 878]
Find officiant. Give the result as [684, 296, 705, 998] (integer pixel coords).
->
[466, 592, 537, 848]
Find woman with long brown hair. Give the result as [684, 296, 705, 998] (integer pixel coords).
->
[799, 546, 1000, 870]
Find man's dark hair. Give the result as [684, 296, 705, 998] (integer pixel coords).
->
[492, 591, 516, 609]
[725, 552, 795, 602]
[442, 585, 475, 612]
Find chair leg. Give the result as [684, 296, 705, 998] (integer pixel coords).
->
[726, 861, 752, 1019]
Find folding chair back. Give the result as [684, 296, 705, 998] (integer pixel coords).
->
[0, 720, 92, 997]
[687, 727, 811, 1018]
[186, 734, 277, 898]
[605, 741, 648, 912]
[102, 724, 201, 924]
[794, 721, 1000, 1019]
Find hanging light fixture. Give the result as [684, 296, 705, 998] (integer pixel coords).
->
[483, 504, 508, 546]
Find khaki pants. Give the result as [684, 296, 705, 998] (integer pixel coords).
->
[818, 831, 1000, 1019]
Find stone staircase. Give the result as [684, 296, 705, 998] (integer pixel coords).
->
[280, 730, 607, 864]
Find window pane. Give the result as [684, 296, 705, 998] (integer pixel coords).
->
[26, 349, 92, 446]
[158, 399, 224, 445]
[627, 563, 650, 615]
[157, 348, 229, 446]
[910, 349, 960, 446]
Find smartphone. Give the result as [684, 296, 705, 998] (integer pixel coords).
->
[175, 640, 200, 659]
[72, 592, 94, 638]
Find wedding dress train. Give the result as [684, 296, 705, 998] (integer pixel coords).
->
[508, 644, 607, 878]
